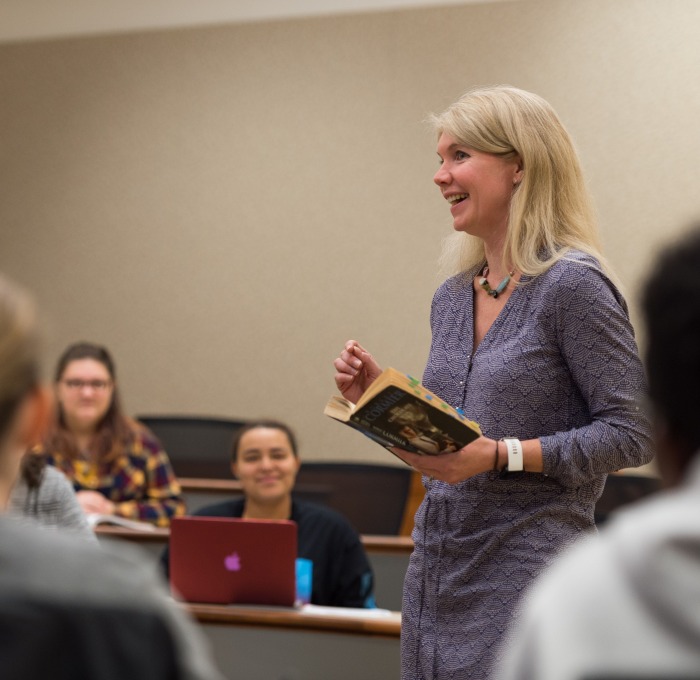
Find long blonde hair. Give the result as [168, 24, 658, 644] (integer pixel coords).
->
[431, 85, 611, 279]
[0, 274, 40, 441]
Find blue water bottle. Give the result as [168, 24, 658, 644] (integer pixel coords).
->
[295, 558, 313, 606]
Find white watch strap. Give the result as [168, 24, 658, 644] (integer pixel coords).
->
[503, 438, 523, 472]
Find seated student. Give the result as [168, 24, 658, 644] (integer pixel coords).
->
[162, 420, 376, 608]
[36, 342, 185, 527]
[498, 226, 700, 680]
[8, 450, 95, 540]
[0, 273, 223, 680]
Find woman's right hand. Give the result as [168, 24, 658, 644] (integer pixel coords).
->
[333, 340, 382, 404]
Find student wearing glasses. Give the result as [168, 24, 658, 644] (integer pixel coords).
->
[37, 342, 185, 527]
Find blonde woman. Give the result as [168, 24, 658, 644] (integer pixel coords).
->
[333, 85, 653, 680]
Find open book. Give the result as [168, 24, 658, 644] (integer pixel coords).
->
[324, 367, 481, 455]
[86, 513, 157, 532]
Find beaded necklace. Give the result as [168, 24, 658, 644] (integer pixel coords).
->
[478, 265, 514, 299]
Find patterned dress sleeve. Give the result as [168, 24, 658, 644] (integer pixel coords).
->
[539, 259, 654, 487]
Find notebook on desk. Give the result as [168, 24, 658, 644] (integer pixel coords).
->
[169, 516, 298, 606]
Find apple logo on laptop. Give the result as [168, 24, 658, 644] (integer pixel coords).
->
[224, 551, 242, 572]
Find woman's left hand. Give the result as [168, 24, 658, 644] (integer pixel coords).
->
[391, 436, 497, 484]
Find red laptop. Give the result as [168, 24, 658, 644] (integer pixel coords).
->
[169, 516, 298, 606]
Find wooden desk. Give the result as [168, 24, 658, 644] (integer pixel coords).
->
[188, 602, 401, 636]
[185, 603, 401, 680]
[95, 527, 412, 611]
[95, 525, 171, 542]
[179, 477, 242, 514]
[361, 535, 413, 553]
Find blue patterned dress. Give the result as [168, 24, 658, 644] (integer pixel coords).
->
[401, 252, 654, 680]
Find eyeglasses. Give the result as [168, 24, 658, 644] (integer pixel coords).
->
[61, 379, 113, 391]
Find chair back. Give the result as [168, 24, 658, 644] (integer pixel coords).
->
[594, 473, 662, 525]
[0, 596, 178, 680]
[294, 461, 413, 535]
[137, 415, 247, 479]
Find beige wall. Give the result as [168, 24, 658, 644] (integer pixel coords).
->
[1, 0, 698, 464]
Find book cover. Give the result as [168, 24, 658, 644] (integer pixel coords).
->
[324, 367, 481, 455]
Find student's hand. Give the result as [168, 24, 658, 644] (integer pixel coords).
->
[333, 340, 383, 404]
[390, 436, 497, 484]
[76, 490, 116, 515]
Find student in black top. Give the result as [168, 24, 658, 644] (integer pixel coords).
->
[162, 420, 375, 608]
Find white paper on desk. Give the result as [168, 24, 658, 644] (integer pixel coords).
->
[87, 513, 157, 531]
[299, 605, 401, 621]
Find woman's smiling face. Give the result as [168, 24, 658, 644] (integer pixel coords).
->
[231, 427, 300, 507]
[433, 133, 522, 242]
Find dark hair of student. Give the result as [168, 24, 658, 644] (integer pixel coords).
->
[642, 224, 700, 467]
[46, 342, 133, 461]
[20, 452, 47, 491]
[230, 420, 299, 462]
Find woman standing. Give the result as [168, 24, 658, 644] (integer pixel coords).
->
[40, 342, 185, 527]
[333, 85, 653, 679]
